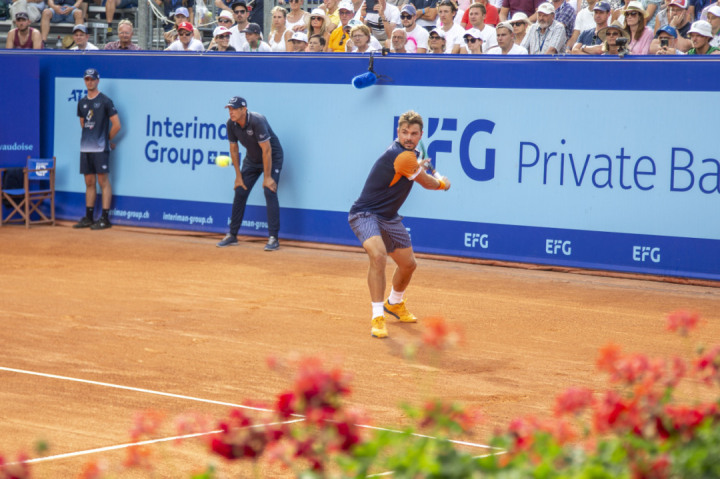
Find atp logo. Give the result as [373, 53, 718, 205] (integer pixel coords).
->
[394, 116, 497, 181]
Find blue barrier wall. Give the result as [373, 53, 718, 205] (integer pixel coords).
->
[2, 50, 719, 280]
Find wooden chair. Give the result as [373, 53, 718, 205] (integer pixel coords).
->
[0, 157, 56, 228]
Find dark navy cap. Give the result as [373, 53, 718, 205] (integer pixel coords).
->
[225, 96, 247, 109]
[84, 68, 100, 80]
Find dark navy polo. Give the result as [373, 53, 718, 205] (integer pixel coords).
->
[226, 111, 283, 167]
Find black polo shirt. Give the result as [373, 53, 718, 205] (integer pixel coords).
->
[226, 111, 283, 167]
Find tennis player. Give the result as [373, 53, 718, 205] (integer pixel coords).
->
[348, 110, 451, 339]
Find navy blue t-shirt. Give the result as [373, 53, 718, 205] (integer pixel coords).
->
[350, 141, 419, 220]
[226, 111, 283, 167]
[577, 28, 601, 46]
[77, 92, 118, 153]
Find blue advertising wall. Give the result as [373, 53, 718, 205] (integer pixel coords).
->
[0, 55, 39, 166]
[2, 51, 719, 280]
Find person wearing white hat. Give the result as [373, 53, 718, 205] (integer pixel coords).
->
[509, 11, 530, 44]
[427, 26, 447, 52]
[328, 0, 355, 51]
[288, 30, 309, 51]
[208, 25, 236, 50]
[306, 7, 333, 45]
[704, 4, 720, 46]
[486, 20, 529, 52]
[459, 27, 484, 52]
[522, 1, 567, 53]
[686, 19, 720, 51]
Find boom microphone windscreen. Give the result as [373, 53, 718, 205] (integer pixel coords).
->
[352, 71, 377, 89]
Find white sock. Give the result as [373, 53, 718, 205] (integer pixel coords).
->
[372, 302, 384, 318]
[388, 288, 404, 305]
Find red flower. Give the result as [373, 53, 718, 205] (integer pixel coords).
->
[694, 345, 720, 386]
[276, 392, 296, 418]
[554, 387, 594, 417]
[422, 316, 462, 350]
[597, 343, 623, 374]
[666, 310, 700, 336]
[593, 390, 642, 435]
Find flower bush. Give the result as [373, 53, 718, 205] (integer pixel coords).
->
[3, 310, 720, 478]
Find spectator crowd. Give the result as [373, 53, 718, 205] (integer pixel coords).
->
[5, 0, 720, 54]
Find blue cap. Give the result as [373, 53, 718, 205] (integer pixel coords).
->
[226, 96, 247, 109]
[173, 6, 189, 17]
[655, 25, 677, 38]
[83, 68, 99, 80]
[593, 1, 611, 11]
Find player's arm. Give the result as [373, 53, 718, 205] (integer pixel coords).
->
[229, 142, 246, 190]
[5, 30, 13, 49]
[259, 140, 277, 193]
[32, 29, 43, 49]
[394, 151, 450, 190]
[108, 113, 121, 150]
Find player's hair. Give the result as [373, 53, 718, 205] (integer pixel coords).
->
[398, 111, 423, 130]
[468, 3, 486, 15]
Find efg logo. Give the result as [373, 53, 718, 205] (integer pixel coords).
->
[546, 239, 572, 256]
[464, 232, 489, 249]
[633, 246, 661, 263]
[394, 116, 496, 181]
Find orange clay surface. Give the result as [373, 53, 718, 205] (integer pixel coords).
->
[1, 223, 719, 477]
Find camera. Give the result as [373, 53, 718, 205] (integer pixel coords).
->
[660, 37, 669, 48]
[615, 37, 628, 47]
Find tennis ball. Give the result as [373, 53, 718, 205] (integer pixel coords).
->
[216, 155, 231, 167]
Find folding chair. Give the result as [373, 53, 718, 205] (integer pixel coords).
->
[0, 157, 56, 228]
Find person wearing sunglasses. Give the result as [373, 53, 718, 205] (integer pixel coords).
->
[568, 0, 608, 50]
[268, 5, 293, 51]
[305, 7, 332, 46]
[486, 20, 529, 52]
[286, 0, 310, 32]
[207, 25, 236, 50]
[621, 0, 653, 53]
[399, 3, 429, 52]
[165, 21, 205, 50]
[459, 27, 485, 52]
[597, 20, 629, 53]
[427, 26, 447, 52]
[164, 7, 202, 46]
[508, 11, 530, 44]
[228, 1, 251, 50]
[328, 0, 356, 51]
[216, 9, 235, 29]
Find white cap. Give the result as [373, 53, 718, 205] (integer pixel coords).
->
[338, 0, 354, 12]
[509, 11, 530, 23]
[219, 9, 234, 20]
[708, 4, 720, 17]
[429, 27, 445, 38]
[290, 31, 308, 42]
[463, 28, 483, 39]
[688, 19, 713, 37]
[310, 7, 326, 17]
[213, 25, 230, 37]
[537, 2, 555, 14]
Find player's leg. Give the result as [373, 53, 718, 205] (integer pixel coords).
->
[218, 166, 261, 246]
[262, 166, 281, 251]
[383, 219, 418, 323]
[90, 172, 112, 229]
[349, 211, 391, 337]
[74, 153, 96, 228]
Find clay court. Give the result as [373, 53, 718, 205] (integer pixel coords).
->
[1, 224, 719, 477]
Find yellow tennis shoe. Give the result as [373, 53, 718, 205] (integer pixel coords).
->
[371, 316, 388, 338]
[384, 299, 418, 323]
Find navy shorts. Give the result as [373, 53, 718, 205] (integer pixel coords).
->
[348, 211, 412, 253]
[80, 151, 110, 175]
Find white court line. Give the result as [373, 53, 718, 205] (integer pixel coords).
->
[14, 419, 306, 466]
[0, 366, 272, 412]
[2, 365, 500, 465]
